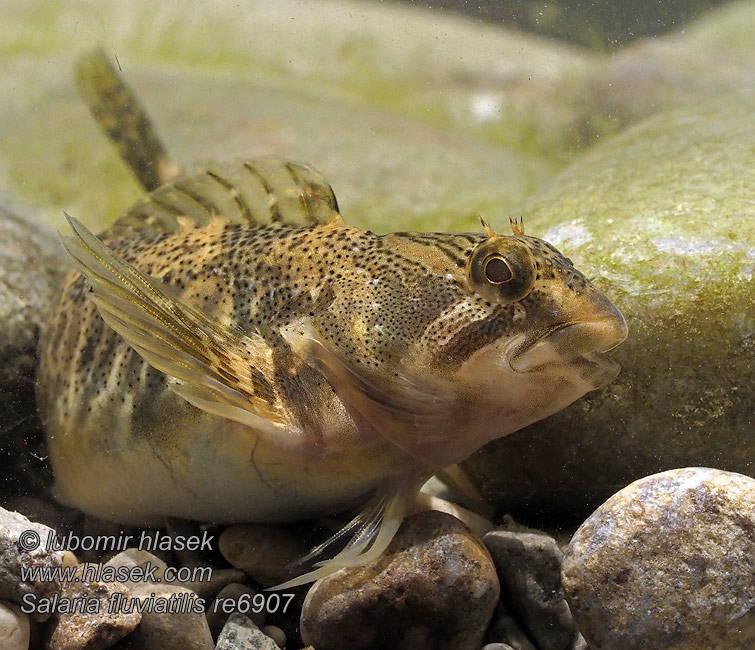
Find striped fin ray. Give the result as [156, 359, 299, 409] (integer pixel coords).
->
[75, 48, 179, 192]
[61, 215, 292, 440]
[107, 157, 341, 238]
[270, 472, 428, 590]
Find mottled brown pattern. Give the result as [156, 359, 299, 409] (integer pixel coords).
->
[38, 211, 603, 450]
[35, 157, 626, 560]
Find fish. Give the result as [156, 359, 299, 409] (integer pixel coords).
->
[36, 52, 628, 588]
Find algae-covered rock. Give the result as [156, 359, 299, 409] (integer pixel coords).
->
[582, 0, 755, 134]
[465, 88, 755, 522]
[0, 0, 579, 234]
[2, 0, 754, 234]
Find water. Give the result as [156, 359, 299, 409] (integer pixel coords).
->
[0, 1, 752, 649]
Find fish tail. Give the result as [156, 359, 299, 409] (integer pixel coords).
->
[75, 48, 180, 191]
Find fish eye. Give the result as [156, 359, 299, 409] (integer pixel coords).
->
[484, 255, 513, 284]
[467, 238, 536, 303]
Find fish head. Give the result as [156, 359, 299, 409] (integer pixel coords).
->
[346, 223, 628, 468]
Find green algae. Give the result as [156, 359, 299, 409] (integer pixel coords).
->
[0, 62, 554, 234]
[464, 88, 755, 523]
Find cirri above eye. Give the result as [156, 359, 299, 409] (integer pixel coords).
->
[467, 237, 536, 303]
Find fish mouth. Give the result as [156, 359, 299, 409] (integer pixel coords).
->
[510, 316, 628, 382]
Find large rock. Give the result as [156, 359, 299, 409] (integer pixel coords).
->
[562, 468, 755, 650]
[0, 0, 568, 235]
[466, 87, 755, 522]
[300, 511, 499, 650]
[0, 203, 66, 499]
[0, 203, 65, 382]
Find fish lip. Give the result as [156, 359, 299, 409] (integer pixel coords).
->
[510, 315, 628, 373]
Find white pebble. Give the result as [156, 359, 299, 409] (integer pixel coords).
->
[0, 601, 30, 650]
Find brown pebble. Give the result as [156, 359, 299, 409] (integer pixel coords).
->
[46, 565, 140, 650]
[300, 511, 499, 650]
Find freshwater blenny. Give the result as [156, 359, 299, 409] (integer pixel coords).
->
[36, 154, 626, 585]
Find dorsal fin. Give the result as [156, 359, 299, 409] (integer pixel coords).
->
[104, 156, 342, 238]
[76, 48, 181, 192]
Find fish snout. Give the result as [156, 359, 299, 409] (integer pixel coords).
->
[510, 293, 628, 374]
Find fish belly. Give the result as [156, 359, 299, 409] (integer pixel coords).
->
[37, 281, 391, 525]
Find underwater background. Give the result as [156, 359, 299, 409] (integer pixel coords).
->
[0, 1, 752, 649]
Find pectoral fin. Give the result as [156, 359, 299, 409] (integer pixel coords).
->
[270, 471, 429, 590]
[62, 215, 291, 439]
[290, 327, 465, 468]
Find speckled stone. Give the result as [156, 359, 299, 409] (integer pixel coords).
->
[562, 467, 755, 650]
[215, 613, 279, 650]
[104, 549, 168, 590]
[206, 583, 266, 638]
[483, 530, 575, 650]
[46, 565, 140, 650]
[0, 508, 65, 616]
[300, 511, 499, 650]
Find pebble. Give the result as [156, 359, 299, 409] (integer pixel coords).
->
[104, 549, 168, 589]
[562, 467, 755, 650]
[0, 507, 65, 616]
[181, 567, 247, 602]
[570, 634, 589, 650]
[481, 645, 516, 650]
[300, 510, 499, 650]
[3, 497, 82, 539]
[0, 601, 30, 650]
[46, 565, 140, 650]
[206, 583, 267, 637]
[126, 583, 213, 650]
[483, 529, 575, 650]
[259, 624, 286, 648]
[485, 610, 537, 650]
[215, 613, 279, 650]
[219, 524, 308, 587]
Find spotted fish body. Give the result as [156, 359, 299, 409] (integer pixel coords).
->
[37, 154, 627, 585]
